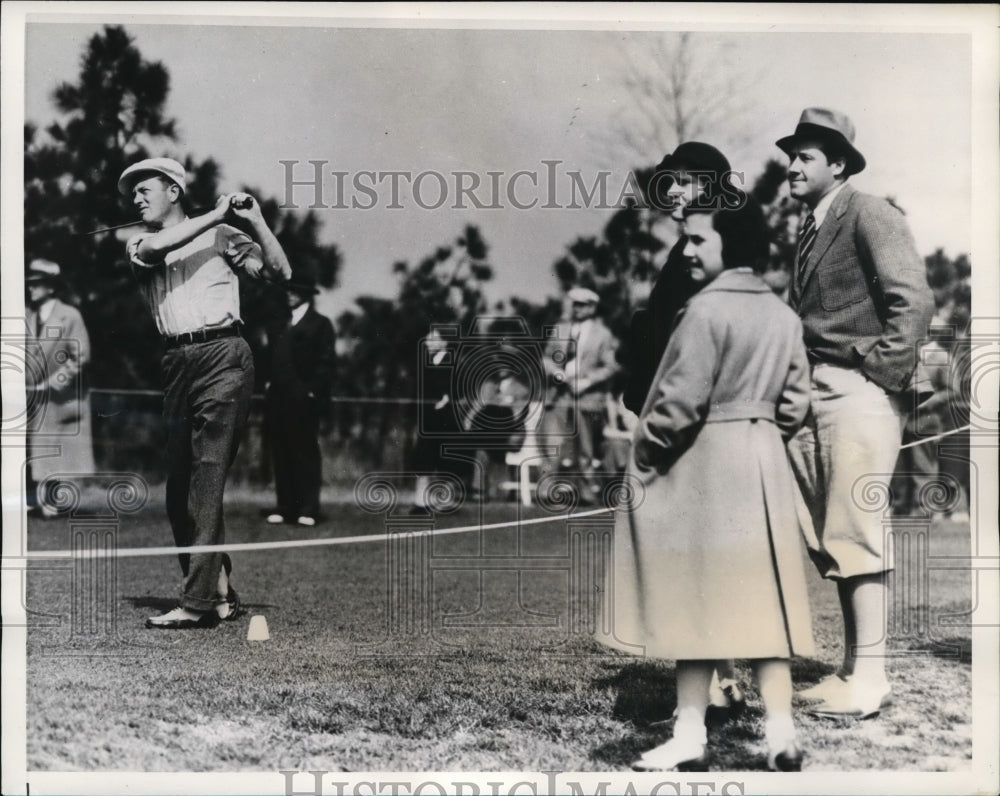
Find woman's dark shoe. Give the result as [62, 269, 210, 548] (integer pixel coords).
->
[768, 742, 804, 772]
[719, 678, 747, 717]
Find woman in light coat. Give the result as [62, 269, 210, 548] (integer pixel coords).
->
[599, 199, 815, 772]
[25, 260, 96, 515]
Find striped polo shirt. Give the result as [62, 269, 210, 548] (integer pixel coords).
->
[127, 224, 264, 337]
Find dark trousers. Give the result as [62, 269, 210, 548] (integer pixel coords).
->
[162, 337, 254, 612]
[266, 390, 322, 519]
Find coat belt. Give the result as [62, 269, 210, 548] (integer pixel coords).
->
[704, 400, 776, 424]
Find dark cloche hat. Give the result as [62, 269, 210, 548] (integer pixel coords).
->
[649, 142, 733, 208]
[655, 141, 732, 176]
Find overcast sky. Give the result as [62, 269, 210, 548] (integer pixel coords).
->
[22, 14, 978, 320]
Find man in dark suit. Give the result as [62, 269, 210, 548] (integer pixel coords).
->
[265, 274, 336, 527]
[778, 108, 935, 717]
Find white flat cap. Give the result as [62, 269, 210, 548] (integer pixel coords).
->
[567, 287, 599, 304]
[118, 157, 187, 195]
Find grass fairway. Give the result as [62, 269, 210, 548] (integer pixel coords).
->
[25, 498, 972, 772]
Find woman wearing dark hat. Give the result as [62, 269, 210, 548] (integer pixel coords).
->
[624, 141, 740, 414]
[264, 272, 336, 527]
[24, 259, 96, 516]
[600, 198, 815, 772]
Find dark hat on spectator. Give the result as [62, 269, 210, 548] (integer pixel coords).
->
[649, 142, 732, 207]
[284, 273, 320, 296]
[118, 157, 187, 196]
[26, 259, 62, 284]
[655, 142, 732, 176]
[776, 107, 866, 176]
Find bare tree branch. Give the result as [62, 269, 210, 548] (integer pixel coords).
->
[599, 32, 760, 170]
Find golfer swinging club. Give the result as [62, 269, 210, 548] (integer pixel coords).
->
[117, 157, 291, 629]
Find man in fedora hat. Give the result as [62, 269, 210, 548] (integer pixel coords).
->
[542, 286, 619, 503]
[118, 157, 291, 628]
[263, 272, 336, 527]
[776, 108, 935, 717]
[24, 259, 96, 516]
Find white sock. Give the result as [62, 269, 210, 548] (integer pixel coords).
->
[674, 707, 708, 745]
[764, 713, 796, 750]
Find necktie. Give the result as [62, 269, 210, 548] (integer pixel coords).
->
[567, 323, 579, 363]
[795, 212, 817, 293]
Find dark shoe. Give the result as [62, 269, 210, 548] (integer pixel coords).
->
[768, 743, 804, 772]
[720, 679, 747, 718]
[145, 606, 216, 629]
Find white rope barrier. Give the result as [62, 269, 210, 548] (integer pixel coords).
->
[19, 424, 970, 561]
[898, 424, 971, 450]
[21, 506, 615, 560]
[90, 388, 435, 405]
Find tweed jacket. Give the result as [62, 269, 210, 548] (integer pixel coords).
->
[789, 183, 935, 395]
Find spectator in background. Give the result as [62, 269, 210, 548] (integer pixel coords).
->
[265, 273, 336, 527]
[411, 327, 470, 512]
[891, 281, 968, 518]
[623, 142, 737, 415]
[542, 287, 618, 504]
[906, 281, 971, 522]
[938, 282, 972, 521]
[466, 345, 532, 502]
[24, 258, 96, 517]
